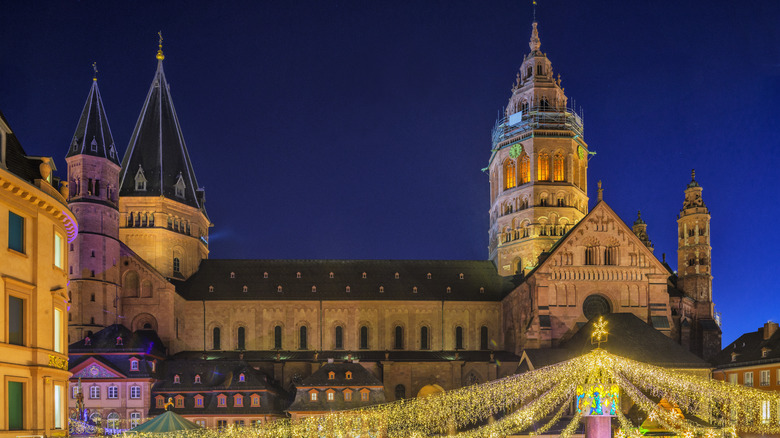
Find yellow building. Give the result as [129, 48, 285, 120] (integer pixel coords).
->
[0, 112, 77, 436]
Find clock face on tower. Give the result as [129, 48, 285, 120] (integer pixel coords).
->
[509, 143, 523, 159]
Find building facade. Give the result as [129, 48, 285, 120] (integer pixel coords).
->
[0, 112, 77, 437]
[65, 21, 720, 426]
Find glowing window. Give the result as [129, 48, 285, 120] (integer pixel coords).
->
[217, 394, 227, 407]
[312, 286, 317, 293]
[175, 395, 184, 408]
[346, 286, 351, 293]
[242, 285, 248, 293]
[130, 359, 139, 371]
[537, 153, 550, 181]
[327, 390, 335, 401]
[329, 272, 334, 279]
[360, 390, 369, 401]
[263, 272, 268, 278]
[234, 394, 243, 407]
[379, 286, 384, 293]
[296, 272, 301, 278]
[251, 394, 260, 407]
[174, 374, 180, 384]
[519, 154, 530, 184]
[426, 273, 431, 279]
[194, 375, 201, 384]
[503, 159, 516, 190]
[459, 273, 464, 280]
[130, 386, 141, 399]
[239, 373, 245, 382]
[553, 153, 564, 181]
[194, 395, 204, 407]
[310, 391, 318, 401]
[344, 390, 353, 401]
[362, 272, 367, 279]
[277, 285, 282, 293]
[412, 287, 418, 294]
[394, 272, 399, 279]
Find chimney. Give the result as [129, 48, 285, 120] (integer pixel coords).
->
[764, 321, 779, 340]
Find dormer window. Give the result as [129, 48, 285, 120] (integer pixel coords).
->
[312, 286, 317, 293]
[731, 352, 738, 363]
[426, 273, 432, 279]
[263, 272, 268, 279]
[362, 272, 367, 279]
[394, 272, 400, 279]
[209, 285, 214, 292]
[346, 286, 351, 293]
[329, 272, 334, 279]
[277, 285, 283, 293]
[108, 144, 116, 159]
[345, 371, 352, 380]
[762, 348, 770, 358]
[459, 273, 464, 280]
[238, 373, 246, 382]
[242, 285, 248, 293]
[90, 137, 98, 152]
[130, 358, 139, 371]
[174, 172, 186, 198]
[446, 287, 451, 294]
[230, 272, 235, 279]
[174, 374, 181, 384]
[379, 286, 384, 293]
[116, 336, 123, 346]
[296, 272, 301, 279]
[134, 165, 147, 191]
[479, 287, 485, 294]
[328, 371, 335, 380]
[194, 374, 201, 384]
[412, 287, 418, 294]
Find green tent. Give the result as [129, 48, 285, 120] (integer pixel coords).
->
[127, 411, 202, 433]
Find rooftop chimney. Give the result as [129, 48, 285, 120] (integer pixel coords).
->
[764, 321, 779, 340]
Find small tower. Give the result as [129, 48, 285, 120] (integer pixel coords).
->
[488, 21, 589, 276]
[632, 210, 653, 250]
[65, 72, 123, 342]
[677, 170, 712, 305]
[117, 38, 211, 279]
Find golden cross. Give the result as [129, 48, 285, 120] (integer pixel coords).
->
[591, 316, 609, 348]
[92, 62, 98, 80]
[158, 31, 163, 47]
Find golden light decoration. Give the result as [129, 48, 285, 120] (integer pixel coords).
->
[116, 349, 780, 438]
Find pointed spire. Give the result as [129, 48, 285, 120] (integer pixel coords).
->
[92, 62, 98, 82]
[156, 31, 165, 61]
[529, 22, 541, 53]
[67, 74, 119, 165]
[633, 210, 645, 226]
[119, 45, 206, 213]
[687, 168, 700, 188]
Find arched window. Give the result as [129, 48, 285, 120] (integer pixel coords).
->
[173, 257, 181, 274]
[212, 327, 221, 350]
[553, 153, 565, 181]
[519, 154, 530, 184]
[274, 325, 282, 350]
[420, 326, 429, 350]
[604, 246, 618, 266]
[107, 412, 120, 429]
[503, 159, 517, 190]
[359, 326, 369, 350]
[585, 246, 598, 266]
[537, 153, 550, 181]
[299, 326, 307, 350]
[394, 326, 403, 349]
[455, 326, 464, 350]
[539, 95, 549, 110]
[335, 326, 343, 350]
[480, 326, 489, 350]
[237, 326, 246, 350]
[537, 64, 543, 76]
[395, 384, 406, 400]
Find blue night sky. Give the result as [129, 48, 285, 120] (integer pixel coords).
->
[1, 1, 779, 346]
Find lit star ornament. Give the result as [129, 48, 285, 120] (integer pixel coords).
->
[591, 315, 608, 348]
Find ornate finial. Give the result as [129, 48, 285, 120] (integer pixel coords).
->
[529, 22, 541, 52]
[532, 0, 537, 22]
[691, 168, 696, 181]
[591, 316, 609, 348]
[92, 62, 98, 81]
[156, 31, 165, 61]
[597, 180, 603, 202]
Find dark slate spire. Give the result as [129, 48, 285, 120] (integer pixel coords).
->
[118, 42, 205, 211]
[66, 78, 120, 165]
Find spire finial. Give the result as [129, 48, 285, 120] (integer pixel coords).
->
[156, 31, 165, 61]
[597, 180, 603, 202]
[529, 21, 541, 53]
[532, 0, 537, 23]
[92, 62, 98, 81]
[691, 168, 696, 181]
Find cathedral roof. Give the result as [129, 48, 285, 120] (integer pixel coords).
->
[118, 53, 205, 212]
[66, 79, 119, 165]
[170, 349, 521, 363]
[176, 259, 516, 301]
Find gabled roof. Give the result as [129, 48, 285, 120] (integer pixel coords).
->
[66, 79, 119, 165]
[177, 259, 516, 301]
[153, 359, 276, 391]
[711, 323, 780, 368]
[297, 362, 383, 388]
[118, 55, 205, 212]
[69, 324, 166, 357]
[69, 356, 126, 379]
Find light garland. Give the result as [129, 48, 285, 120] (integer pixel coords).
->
[116, 348, 780, 438]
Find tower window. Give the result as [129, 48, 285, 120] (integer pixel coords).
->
[174, 173, 186, 198]
[503, 159, 517, 190]
[585, 246, 598, 265]
[420, 326, 429, 350]
[237, 326, 246, 350]
[455, 326, 464, 349]
[274, 325, 282, 349]
[173, 257, 181, 274]
[519, 154, 530, 184]
[90, 138, 98, 152]
[553, 153, 565, 181]
[335, 326, 343, 349]
[480, 326, 489, 350]
[604, 246, 618, 266]
[527, 66, 532, 78]
[537, 153, 550, 181]
[537, 65, 543, 75]
[359, 326, 369, 349]
[299, 326, 307, 350]
[394, 326, 403, 349]
[212, 327, 221, 350]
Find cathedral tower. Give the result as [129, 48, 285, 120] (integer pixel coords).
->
[488, 22, 589, 276]
[65, 75, 123, 341]
[117, 42, 210, 279]
[677, 170, 712, 307]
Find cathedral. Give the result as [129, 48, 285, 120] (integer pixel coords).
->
[65, 22, 720, 427]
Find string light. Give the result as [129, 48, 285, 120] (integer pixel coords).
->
[114, 349, 780, 438]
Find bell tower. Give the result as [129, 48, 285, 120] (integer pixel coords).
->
[488, 22, 590, 276]
[677, 170, 713, 307]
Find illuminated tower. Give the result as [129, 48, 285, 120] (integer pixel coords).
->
[677, 170, 712, 307]
[117, 39, 210, 279]
[488, 22, 590, 276]
[65, 73, 123, 341]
